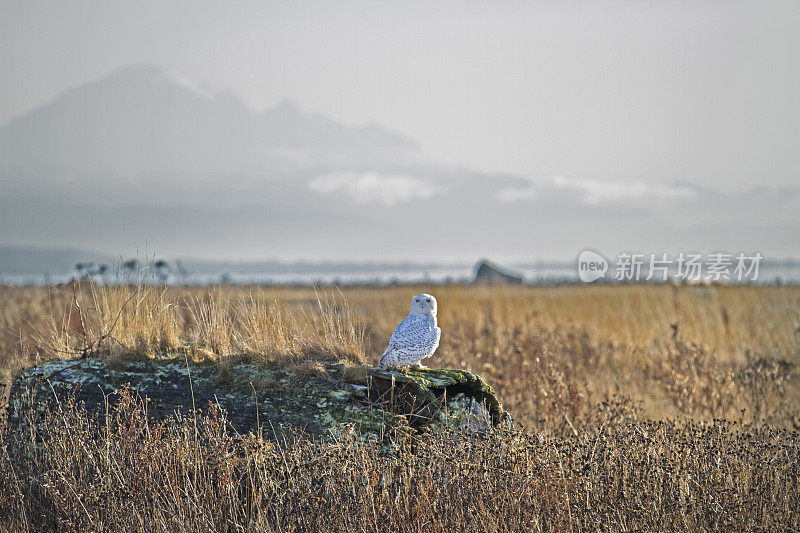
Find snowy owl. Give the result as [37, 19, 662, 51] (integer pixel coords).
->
[377, 293, 441, 370]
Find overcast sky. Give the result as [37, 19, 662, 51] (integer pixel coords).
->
[2, 0, 799, 194]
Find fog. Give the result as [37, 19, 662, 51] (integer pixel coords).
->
[1, 1, 798, 264]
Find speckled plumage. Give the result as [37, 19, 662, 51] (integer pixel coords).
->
[377, 293, 441, 370]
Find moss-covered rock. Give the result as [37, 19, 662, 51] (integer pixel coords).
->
[369, 368, 509, 428]
[6, 358, 509, 442]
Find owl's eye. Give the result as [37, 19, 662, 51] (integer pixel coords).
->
[426, 299, 431, 303]
[415, 299, 420, 302]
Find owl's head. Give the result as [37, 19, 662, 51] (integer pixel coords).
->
[410, 293, 437, 316]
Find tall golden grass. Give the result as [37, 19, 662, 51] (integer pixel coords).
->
[1, 283, 366, 366]
[2, 283, 799, 428]
[1, 282, 799, 531]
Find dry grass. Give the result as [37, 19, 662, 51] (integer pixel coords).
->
[6, 282, 797, 427]
[0, 283, 366, 368]
[3, 283, 798, 360]
[1, 390, 797, 531]
[1, 282, 799, 530]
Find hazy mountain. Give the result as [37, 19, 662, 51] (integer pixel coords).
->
[1, 64, 798, 261]
[0, 245, 113, 276]
[0, 65, 425, 207]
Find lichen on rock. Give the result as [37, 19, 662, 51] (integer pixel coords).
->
[368, 367, 509, 429]
[7, 357, 510, 442]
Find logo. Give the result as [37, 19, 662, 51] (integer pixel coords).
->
[577, 249, 608, 283]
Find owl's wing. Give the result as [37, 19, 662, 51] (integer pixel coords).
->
[427, 327, 441, 356]
[387, 314, 414, 348]
[398, 318, 438, 354]
[378, 315, 413, 368]
[379, 316, 439, 368]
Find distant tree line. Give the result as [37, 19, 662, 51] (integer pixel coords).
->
[74, 258, 178, 283]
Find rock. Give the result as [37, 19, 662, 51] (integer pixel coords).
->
[6, 357, 509, 442]
[369, 368, 509, 428]
[473, 259, 524, 285]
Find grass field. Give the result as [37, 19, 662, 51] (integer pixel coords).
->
[1, 283, 799, 530]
